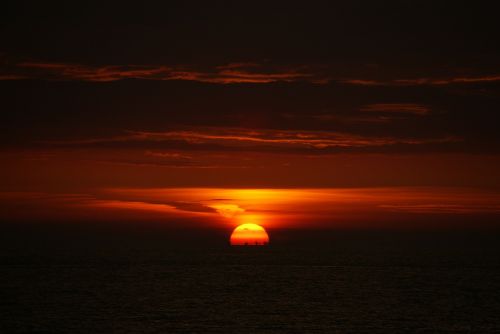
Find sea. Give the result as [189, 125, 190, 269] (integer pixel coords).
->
[1, 224, 500, 333]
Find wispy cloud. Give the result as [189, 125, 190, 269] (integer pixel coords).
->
[18, 62, 172, 82]
[380, 204, 500, 214]
[144, 150, 193, 160]
[360, 103, 431, 115]
[0, 61, 326, 84]
[0, 74, 29, 80]
[4, 59, 500, 87]
[84, 199, 180, 213]
[340, 79, 382, 86]
[93, 159, 253, 169]
[396, 75, 500, 85]
[43, 127, 460, 151]
[342, 75, 500, 86]
[284, 113, 393, 124]
[3, 57, 500, 87]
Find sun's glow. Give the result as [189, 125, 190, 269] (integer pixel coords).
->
[230, 223, 269, 246]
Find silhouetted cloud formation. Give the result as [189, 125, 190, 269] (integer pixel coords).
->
[360, 103, 431, 115]
[0, 61, 326, 84]
[40, 127, 460, 153]
[342, 75, 500, 86]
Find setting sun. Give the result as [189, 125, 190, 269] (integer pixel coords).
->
[230, 223, 269, 246]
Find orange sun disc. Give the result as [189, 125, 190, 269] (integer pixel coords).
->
[230, 223, 269, 246]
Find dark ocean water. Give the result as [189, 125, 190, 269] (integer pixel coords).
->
[1, 226, 500, 333]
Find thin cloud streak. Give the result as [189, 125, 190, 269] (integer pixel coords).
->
[4, 60, 500, 87]
[379, 204, 500, 214]
[42, 127, 461, 150]
[93, 159, 255, 169]
[342, 75, 500, 86]
[0, 61, 325, 84]
[360, 103, 431, 115]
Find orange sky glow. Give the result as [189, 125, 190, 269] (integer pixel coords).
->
[1, 187, 499, 230]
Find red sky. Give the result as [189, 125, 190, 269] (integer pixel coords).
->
[1, 2, 500, 231]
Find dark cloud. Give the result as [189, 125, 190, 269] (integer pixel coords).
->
[3, 60, 500, 89]
[360, 103, 431, 115]
[342, 75, 500, 87]
[163, 201, 217, 214]
[1, 77, 498, 154]
[0, 61, 327, 84]
[41, 127, 460, 153]
[379, 204, 500, 214]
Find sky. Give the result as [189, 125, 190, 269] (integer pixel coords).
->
[1, 2, 500, 233]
